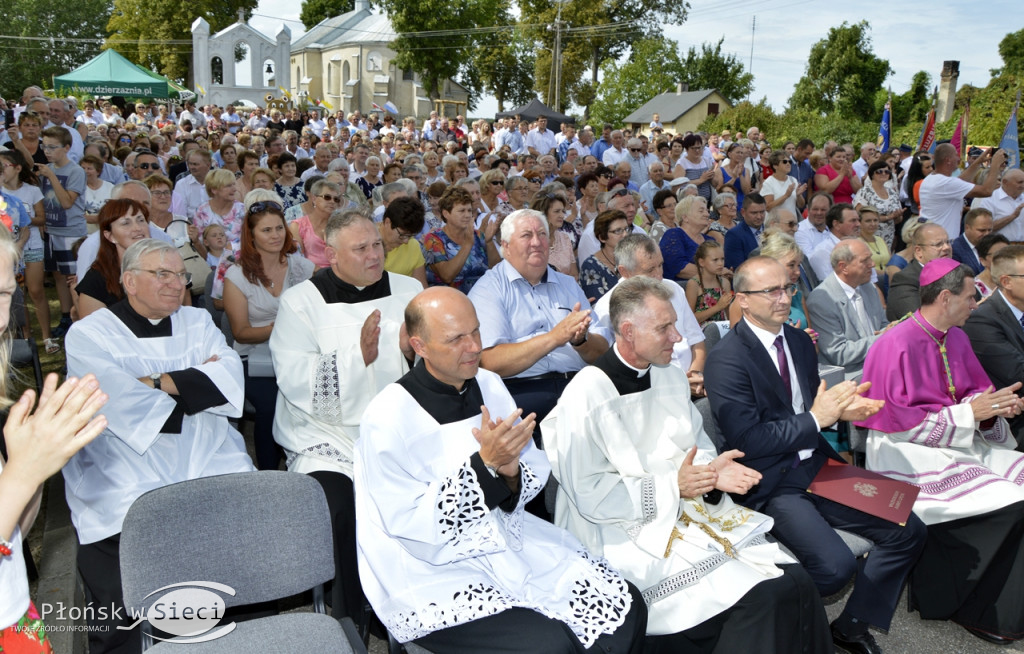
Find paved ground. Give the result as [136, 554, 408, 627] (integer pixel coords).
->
[27, 430, 1022, 654]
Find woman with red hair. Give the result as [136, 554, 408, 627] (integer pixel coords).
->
[75, 198, 150, 319]
[222, 190, 313, 470]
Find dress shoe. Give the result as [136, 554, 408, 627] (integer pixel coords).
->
[958, 623, 1014, 645]
[830, 622, 882, 654]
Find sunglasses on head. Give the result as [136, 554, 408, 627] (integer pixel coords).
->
[248, 200, 283, 215]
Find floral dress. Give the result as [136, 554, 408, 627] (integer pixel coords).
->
[580, 254, 619, 304]
[854, 182, 901, 250]
[692, 275, 728, 325]
[422, 228, 490, 293]
[0, 602, 53, 653]
[274, 181, 307, 210]
[193, 201, 245, 248]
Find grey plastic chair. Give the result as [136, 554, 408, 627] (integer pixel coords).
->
[120, 470, 366, 653]
[693, 397, 874, 559]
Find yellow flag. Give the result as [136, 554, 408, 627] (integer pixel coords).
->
[196, 85, 206, 95]
[320, 98, 333, 110]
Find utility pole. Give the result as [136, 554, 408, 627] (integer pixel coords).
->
[553, 0, 565, 112]
[748, 15, 755, 101]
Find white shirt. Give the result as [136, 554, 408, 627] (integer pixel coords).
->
[525, 128, 557, 156]
[307, 118, 327, 137]
[171, 174, 210, 219]
[745, 320, 818, 456]
[852, 157, 870, 179]
[592, 277, 705, 372]
[794, 219, 831, 257]
[602, 146, 628, 167]
[919, 173, 975, 238]
[974, 187, 1024, 242]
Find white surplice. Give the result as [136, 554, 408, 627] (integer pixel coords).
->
[867, 406, 1024, 525]
[63, 307, 254, 544]
[355, 369, 633, 646]
[270, 272, 422, 477]
[541, 363, 791, 635]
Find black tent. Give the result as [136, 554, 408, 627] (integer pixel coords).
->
[495, 98, 575, 124]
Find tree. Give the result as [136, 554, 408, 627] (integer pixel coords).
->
[680, 39, 753, 106]
[469, 22, 538, 112]
[107, 0, 257, 85]
[300, 0, 354, 30]
[589, 37, 683, 126]
[0, 0, 112, 99]
[789, 21, 891, 119]
[376, 0, 502, 102]
[994, 29, 1024, 78]
[519, 0, 689, 116]
[888, 71, 931, 125]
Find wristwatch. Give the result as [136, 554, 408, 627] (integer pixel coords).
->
[484, 462, 500, 478]
[150, 373, 161, 390]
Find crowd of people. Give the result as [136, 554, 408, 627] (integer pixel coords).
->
[1, 83, 1024, 654]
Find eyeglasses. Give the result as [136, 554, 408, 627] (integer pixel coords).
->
[738, 284, 798, 300]
[150, 189, 171, 197]
[318, 194, 341, 203]
[607, 227, 630, 236]
[41, 144, 63, 151]
[489, 180, 504, 186]
[248, 200, 283, 215]
[135, 269, 192, 285]
[874, 169, 891, 176]
[394, 229, 415, 242]
[628, 148, 641, 153]
[609, 188, 630, 198]
[137, 162, 160, 170]
[921, 240, 951, 249]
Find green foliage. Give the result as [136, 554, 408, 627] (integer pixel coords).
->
[589, 37, 684, 126]
[468, 6, 536, 112]
[589, 36, 754, 127]
[377, 0, 502, 102]
[519, 0, 689, 115]
[300, 0, 354, 30]
[0, 0, 112, 98]
[107, 0, 257, 85]
[789, 21, 892, 119]
[887, 71, 932, 125]
[699, 99, 781, 140]
[680, 39, 753, 106]
[993, 29, 1024, 77]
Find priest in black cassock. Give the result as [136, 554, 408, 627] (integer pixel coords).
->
[354, 286, 648, 653]
[542, 276, 831, 653]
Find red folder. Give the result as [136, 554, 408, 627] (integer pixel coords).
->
[807, 459, 919, 525]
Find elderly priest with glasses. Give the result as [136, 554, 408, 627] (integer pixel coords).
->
[63, 238, 255, 653]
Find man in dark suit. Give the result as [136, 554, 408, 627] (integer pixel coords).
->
[704, 256, 927, 654]
[951, 207, 993, 275]
[886, 222, 952, 321]
[723, 193, 766, 270]
[964, 244, 1024, 444]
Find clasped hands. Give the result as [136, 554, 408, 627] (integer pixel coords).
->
[677, 445, 762, 499]
[554, 302, 591, 348]
[970, 383, 1024, 422]
[474, 405, 537, 480]
[809, 380, 884, 426]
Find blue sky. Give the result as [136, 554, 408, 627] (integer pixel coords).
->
[250, 0, 1016, 116]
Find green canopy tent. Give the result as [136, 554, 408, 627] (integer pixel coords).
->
[53, 49, 195, 101]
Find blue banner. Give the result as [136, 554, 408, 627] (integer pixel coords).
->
[1000, 92, 1020, 170]
[877, 105, 891, 152]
